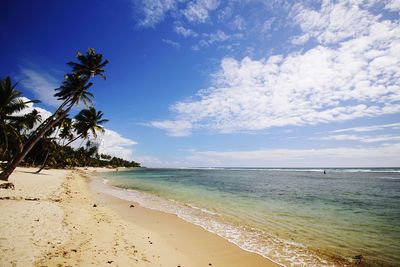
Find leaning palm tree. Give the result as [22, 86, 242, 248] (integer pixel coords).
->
[35, 117, 69, 173]
[36, 108, 107, 173]
[65, 107, 108, 147]
[35, 127, 58, 173]
[0, 77, 40, 161]
[0, 48, 108, 181]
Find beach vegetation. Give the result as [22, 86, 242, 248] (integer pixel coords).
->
[0, 77, 41, 162]
[36, 107, 108, 173]
[0, 49, 140, 181]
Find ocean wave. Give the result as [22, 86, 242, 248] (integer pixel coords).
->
[185, 203, 217, 215]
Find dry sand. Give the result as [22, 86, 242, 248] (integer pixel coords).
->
[0, 168, 67, 267]
[0, 167, 279, 267]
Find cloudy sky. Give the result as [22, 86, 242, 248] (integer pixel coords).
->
[1, 0, 400, 167]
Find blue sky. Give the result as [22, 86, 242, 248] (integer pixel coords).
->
[1, 0, 400, 167]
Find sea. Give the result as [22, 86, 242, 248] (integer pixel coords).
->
[94, 167, 400, 266]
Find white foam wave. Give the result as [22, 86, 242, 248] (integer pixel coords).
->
[91, 177, 337, 267]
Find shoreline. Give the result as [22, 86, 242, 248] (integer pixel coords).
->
[89, 169, 280, 267]
[93, 169, 349, 267]
[99, 167, 400, 267]
[0, 167, 278, 266]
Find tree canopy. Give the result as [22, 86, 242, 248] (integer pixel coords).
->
[0, 49, 140, 181]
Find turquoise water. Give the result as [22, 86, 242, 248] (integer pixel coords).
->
[99, 168, 400, 266]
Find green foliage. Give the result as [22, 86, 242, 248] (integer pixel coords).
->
[0, 77, 41, 161]
[22, 141, 140, 169]
[74, 107, 108, 139]
[0, 49, 140, 173]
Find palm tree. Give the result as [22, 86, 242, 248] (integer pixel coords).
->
[0, 48, 108, 181]
[35, 128, 57, 173]
[0, 77, 40, 161]
[35, 117, 68, 173]
[58, 117, 74, 145]
[36, 108, 107, 173]
[68, 107, 108, 146]
[19, 110, 42, 135]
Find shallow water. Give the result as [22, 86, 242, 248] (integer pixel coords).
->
[99, 168, 400, 266]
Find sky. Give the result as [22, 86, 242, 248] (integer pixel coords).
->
[1, 0, 400, 167]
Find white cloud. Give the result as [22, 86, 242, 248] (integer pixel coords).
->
[68, 127, 138, 161]
[293, 0, 376, 45]
[14, 97, 53, 130]
[174, 25, 198, 37]
[17, 97, 52, 118]
[131, 155, 165, 167]
[182, 0, 220, 23]
[291, 34, 310, 45]
[96, 129, 138, 160]
[182, 144, 400, 167]
[161, 38, 181, 49]
[230, 15, 246, 31]
[151, 1, 400, 136]
[261, 18, 275, 33]
[132, 0, 221, 27]
[20, 68, 60, 107]
[217, 5, 233, 22]
[328, 122, 400, 133]
[385, 0, 400, 12]
[132, 0, 179, 28]
[149, 120, 192, 136]
[194, 30, 242, 49]
[321, 134, 400, 143]
[206, 30, 229, 42]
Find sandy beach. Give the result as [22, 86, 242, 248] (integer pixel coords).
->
[0, 168, 278, 267]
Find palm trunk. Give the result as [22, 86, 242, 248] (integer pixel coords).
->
[24, 100, 69, 143]
[0, 105, 72, 181]
[36, 126, 61, 174]
[63, 134, 83, 148]
[36, 148, 51, 173]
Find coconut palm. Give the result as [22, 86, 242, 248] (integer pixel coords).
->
[65, 107, 108, 147]
[36, 108, 107, 173]
[35, 117, 69, 173]
[35, 128, 57, 173]
[74, 107, 108, 139]
[0, 76, 40, 161]
[19, 110, 42, 135]
[23, 109, 42, 129]
[58, 117, 74, 145]
[0, 48, 108, 181]
[67, 48, 108, 79]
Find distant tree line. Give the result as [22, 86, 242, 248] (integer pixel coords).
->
[0, 49, 140, 181]
[21, 142, 141, 169]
